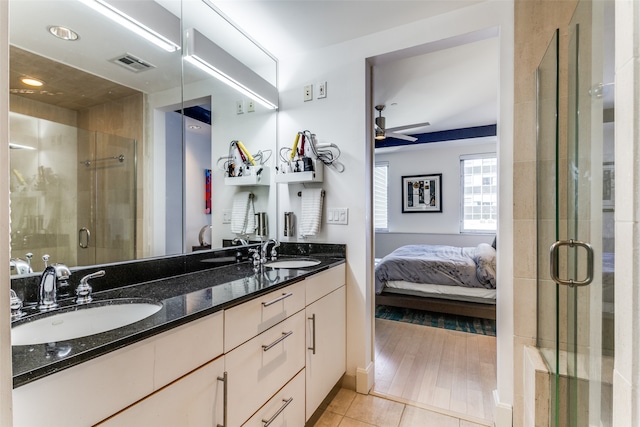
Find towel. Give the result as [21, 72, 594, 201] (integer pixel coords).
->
[230, 192, 251, 234]
[300, 188, 324, 237]
[246, 198, 256, 234]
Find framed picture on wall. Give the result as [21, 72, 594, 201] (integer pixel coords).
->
[401, 173, 442, 213]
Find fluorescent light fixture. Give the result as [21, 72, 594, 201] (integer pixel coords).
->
[184, 28, 278, 110]
[9, 143, 36, 150]
[78, 0, 180, 52]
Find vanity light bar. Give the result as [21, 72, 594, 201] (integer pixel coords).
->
[184, 28, 278, 110]
[184, 56, 277, 110]
[78, 0, 180, 52]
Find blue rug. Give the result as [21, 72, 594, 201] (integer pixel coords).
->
[375, 305, 496, 336]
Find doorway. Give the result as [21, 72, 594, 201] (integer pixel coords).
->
[370, 32, 501, 424]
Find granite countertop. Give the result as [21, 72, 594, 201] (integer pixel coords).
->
[12, 254, 345, 388]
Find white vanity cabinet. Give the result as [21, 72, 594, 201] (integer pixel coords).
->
[13, 311, 224, 427]
[304, 264, 347, 420]
[95, 356, 225, 427]
[12, 263, 346, 427]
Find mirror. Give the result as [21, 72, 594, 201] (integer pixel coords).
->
[8, 0, 278, 275]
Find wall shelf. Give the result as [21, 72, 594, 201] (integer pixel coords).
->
[224, 166, 270, 186]
[275, 160, 323, 184]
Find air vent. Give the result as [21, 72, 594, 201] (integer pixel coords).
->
[111, 53, 155, 73]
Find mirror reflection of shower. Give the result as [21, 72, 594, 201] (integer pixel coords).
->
[9, 112, 136, 273]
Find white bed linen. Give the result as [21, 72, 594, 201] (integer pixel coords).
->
[382, 280, 496, 304]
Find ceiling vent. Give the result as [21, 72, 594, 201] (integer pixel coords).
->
[111, 53, 155, 73]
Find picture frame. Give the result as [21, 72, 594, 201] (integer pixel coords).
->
[402, 173, 442, 213]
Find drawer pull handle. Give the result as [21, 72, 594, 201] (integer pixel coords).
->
[308, 314, 316, 354]
[262, 397, 293, 427]
[262, 331, 293, 351]
[216, 371, 227, 427]
[262, 292, 293, 307]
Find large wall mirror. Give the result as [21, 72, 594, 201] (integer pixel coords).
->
[8, 0, 278, 275]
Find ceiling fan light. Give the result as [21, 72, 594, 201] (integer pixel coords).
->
[375, 128, 386, 140]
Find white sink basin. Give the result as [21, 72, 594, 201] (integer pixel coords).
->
[264, 258, 321, 268]
[12, 300, 162, 346]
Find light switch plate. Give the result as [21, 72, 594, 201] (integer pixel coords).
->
[223, 209, 232, 224]
[235, 100, 244, 114]
[247, 100, 255, 112]
[318, 81, 327, 98]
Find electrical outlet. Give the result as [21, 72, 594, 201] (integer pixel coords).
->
[304, 84, 313, 102]
[235, 100, 244, 114]
[318, 81, 327, 98]
[247, 100, 255, 112]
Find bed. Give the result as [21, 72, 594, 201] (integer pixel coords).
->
[375, 240, 497, 320]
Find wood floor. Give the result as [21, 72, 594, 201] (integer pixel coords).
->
[373, 318, 497, 423]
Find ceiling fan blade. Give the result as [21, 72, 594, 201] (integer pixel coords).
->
[386, 121, 431, 132]
[386, 132, 417, 142]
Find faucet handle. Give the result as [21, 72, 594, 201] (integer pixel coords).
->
[10, 289, 24, 320]
[42, 254, 50, 268]
[75, 270, 105, 304]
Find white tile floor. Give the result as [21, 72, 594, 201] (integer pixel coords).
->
[312, 388, 492, 427]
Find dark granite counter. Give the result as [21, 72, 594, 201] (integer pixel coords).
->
[11, 244, 345, 388]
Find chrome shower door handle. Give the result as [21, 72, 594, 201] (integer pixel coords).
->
[549, 239, 594, 287]
[79, 227, 91, 249]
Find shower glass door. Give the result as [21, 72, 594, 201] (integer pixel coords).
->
[537, 0, 614, 425]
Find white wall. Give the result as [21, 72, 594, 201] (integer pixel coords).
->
[185, 128, 212, 251]
[377, 138, 496, 233]
[277, 0, 514, 408]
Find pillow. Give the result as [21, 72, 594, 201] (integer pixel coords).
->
[475, 243, 497, 288]
[491, 236, 497, 250]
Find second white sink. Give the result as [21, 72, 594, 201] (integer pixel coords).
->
[264, 258, 321, 268]
[12, 300, 162, 346]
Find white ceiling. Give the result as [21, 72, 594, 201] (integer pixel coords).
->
[9, 0, 499, 138]
[214, 0, 499, 137]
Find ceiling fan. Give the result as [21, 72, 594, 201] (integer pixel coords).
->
[374, 105, 430, 142]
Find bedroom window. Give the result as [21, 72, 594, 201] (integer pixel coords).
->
[460, 154, 497, 232]
[374, 162, 389, 231]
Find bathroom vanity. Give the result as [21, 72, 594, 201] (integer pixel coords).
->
[11, 245, 346, 427]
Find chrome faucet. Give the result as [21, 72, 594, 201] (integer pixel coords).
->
[10, 289, 24, 319]
[37, 262, 71, 310]
[75, 270, 105, 304]
[261, 239, 279, 262]
[10, 252, 33, 275]
[38, 266, 58, 310]
[233, 237, 249, 246]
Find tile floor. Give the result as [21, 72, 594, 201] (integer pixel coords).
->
[312, 388, 492, 427]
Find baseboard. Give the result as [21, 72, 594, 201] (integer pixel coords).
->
[356, 361, 374, 394]
[493, 389, 513, 427]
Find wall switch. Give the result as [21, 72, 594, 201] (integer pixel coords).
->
[223, 209, 232, 224]
[247, 100, 255, 112]
[304, 84, 313, 102]
[326, 208, 348, 225]
[235, 100, 244, 114]
[318, 81, 327, 99]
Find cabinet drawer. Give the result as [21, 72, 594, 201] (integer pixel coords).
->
[224, 280, 305, 352]
[226, 310, 306, 427]
[305, 264, 345, 305]
[96, 356, 225, 427]
[242, 369, 305, 427]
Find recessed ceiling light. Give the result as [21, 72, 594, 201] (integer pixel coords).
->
[48, 25, 79, 41]
[20, 77, 44, 87]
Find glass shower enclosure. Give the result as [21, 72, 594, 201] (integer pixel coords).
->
[9, 113, 136, 272]
[536, 0, 614, 425]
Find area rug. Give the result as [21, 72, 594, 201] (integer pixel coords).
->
[375, 305, 496, 336]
